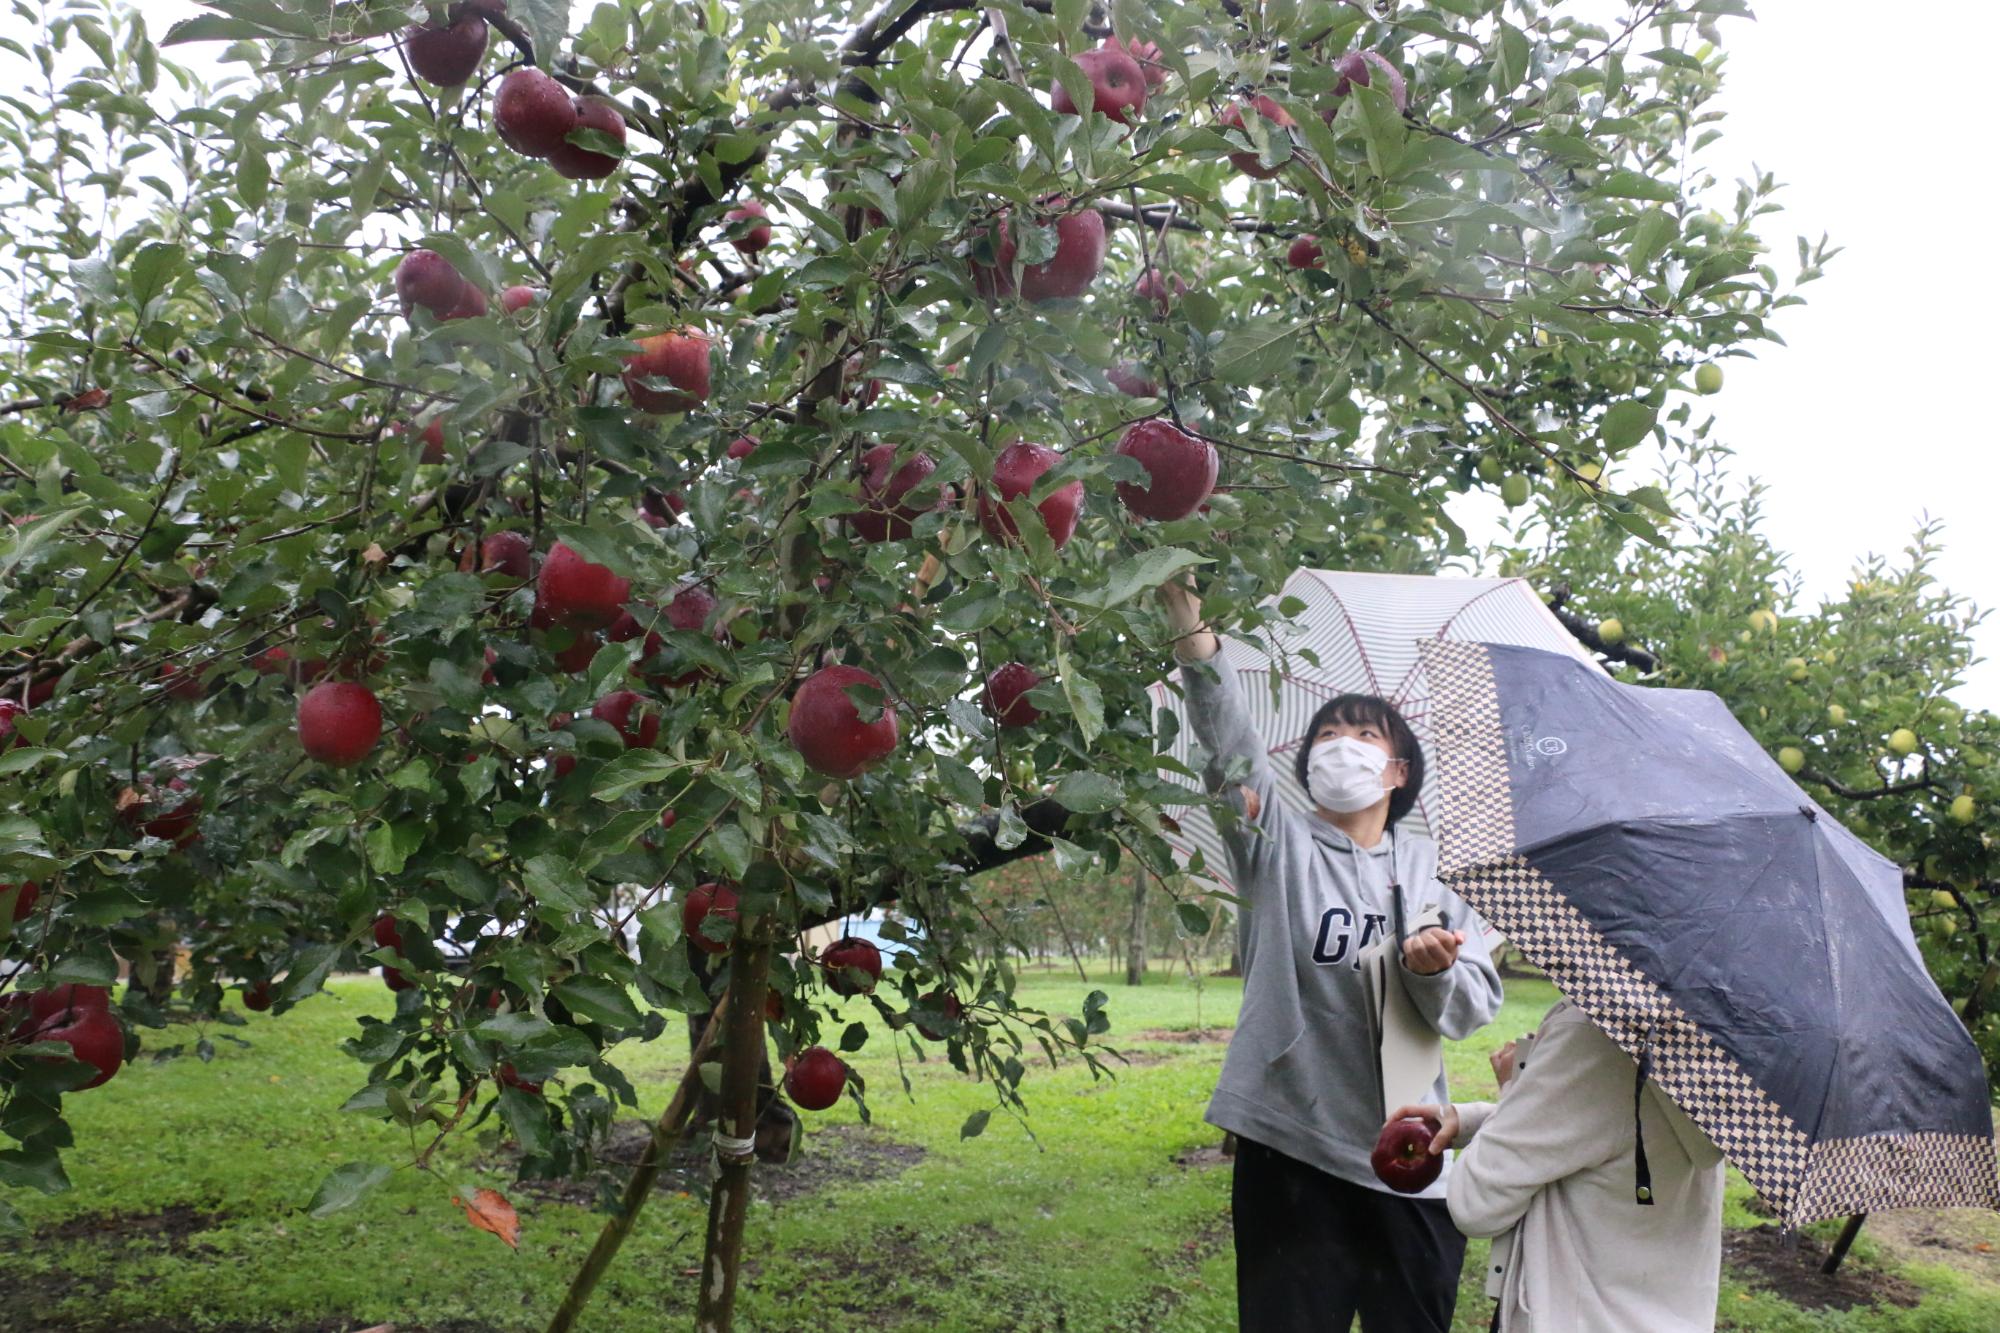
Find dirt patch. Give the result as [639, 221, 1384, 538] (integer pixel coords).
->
[1174, 1145, 1234, 1170]
[32, 1204, 222, 1247]
[1861, 1208, 2000, 1287]
[1131, 1026, 1234, 1044]
[1723, 1224, 1921, 1312]
[505, 1119, 924, 1210]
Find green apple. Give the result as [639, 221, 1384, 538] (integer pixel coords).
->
[1477, 455, 1504, 484]
[1888, 728, 1919, 757]
[1826, 704, 1847, 725]
[1501, 474, 1530, 509]
[1597, 617, 1624, 645]
[1747, 608, 1777, 634]
[1694, 363, 1724, 394]
[1595, 364, 1638, 394]
[1785, 657, 1808, 682]
[1950, 794, 1977, 824]
[1777, 746, 1804, 774]
[1575, 460, 1603, 483]
[1933, 889, 1960, 909]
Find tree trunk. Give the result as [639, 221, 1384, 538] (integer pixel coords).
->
[544, 996, 730, 1333]
[1125, 864, 1147, 987]
[693, 928, 773, 1333]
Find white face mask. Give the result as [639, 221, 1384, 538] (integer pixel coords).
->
[1306, 735, 1398, 814]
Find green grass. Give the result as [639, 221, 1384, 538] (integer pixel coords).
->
[2, 966, 1997, 1332]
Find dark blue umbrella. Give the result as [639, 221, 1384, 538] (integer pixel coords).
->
[1419, 639, 1999, 1226]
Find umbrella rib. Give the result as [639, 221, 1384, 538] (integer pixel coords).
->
[1302, 573, 1386, 698]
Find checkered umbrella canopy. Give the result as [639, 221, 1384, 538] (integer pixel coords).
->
[1146, 570, 1601, 894]
[1421, 638, 2000, 1226]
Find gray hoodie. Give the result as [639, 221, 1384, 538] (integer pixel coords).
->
[1180, 657, 1504, 1197]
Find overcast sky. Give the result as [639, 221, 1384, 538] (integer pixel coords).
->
[82, 3, 2000, 712]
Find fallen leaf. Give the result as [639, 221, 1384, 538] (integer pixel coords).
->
[361, 542, 389, 567]
[1977, 1242, 1992, 1253]
[450, 1188, 519, 1249]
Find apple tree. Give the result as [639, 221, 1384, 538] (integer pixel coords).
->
[0, 0, 1804, 1321]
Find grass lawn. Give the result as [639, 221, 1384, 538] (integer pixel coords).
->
[3, 964, 1999, 1332]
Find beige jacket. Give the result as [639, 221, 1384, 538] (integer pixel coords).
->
[1450, 1002, 1725, 1333]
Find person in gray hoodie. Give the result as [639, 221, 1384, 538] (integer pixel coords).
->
[1158, 576, 1504, 1333]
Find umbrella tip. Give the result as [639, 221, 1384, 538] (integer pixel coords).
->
[1799, 805, 1817, 822]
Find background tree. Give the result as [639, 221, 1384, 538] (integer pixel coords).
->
[0, 0, 1820, 1322]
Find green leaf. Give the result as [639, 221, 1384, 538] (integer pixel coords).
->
[276, 943, 340, 1005]
[552, 976, 641, 1028]
[1086, 547, 1207, 611]
[523, 854, 596, 914]
[1592, 171, 1679, 203]
[959, 1109, 991, 1140]
[498, 1087, 553, 1154]
[1625, 209, 1677, 273]
[1599, 400, 1657, 451]
[306, 1163, 392, 1218]
[480, 1012, 556, 1045]
[592, 750, 686, 802]
[1214, 325, 1302, 385]
[1049, 771, 1124, 814]
[0, 1145, 70, 1195]
[1176, 900, 1213, 935]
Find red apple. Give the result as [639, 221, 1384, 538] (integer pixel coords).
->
[1134, 267, 1186, 312]
[840, 352, 883, 407]
[383, 966, 415, 992]
[438, 280, 488, 321]
[726, 434, 759, 460]
[785, 1046, 848, 1111]
[821, 936, 883, 996]
[622, 329, 712, 413]
[497, 1062, 543, 1095]
[591, 689, 661, 749]
[1287, 235, 1324, 269]
[372, 915, 405, 954]
[479, 531, 532, 579]
[1106, 363, 1160, 398]
[122, 777, 203, 848]
[1219, 95, 1297, 179]
[0, 698, 24, 749]
[978, 442, 1085, 550]
[667, 583, 719, 633]
[241, 979, 273, 1012]
[37, 1008, 124, 1090]
[1114, 419, 1217, 521]
[914, 989, 965, 1041]
[849, 445, 945, 543]
[970, 205, 1107, 302]
[982, 663, 1043, 728]
[3, 880, 39, 923]
[1329, 51, 1408, 114]
[1050, 44, 1147, 125]
[658, 809, 678, 832]
[536, 541, 631, 629]
[418, 417, 448, 463]
[158, 661, 205, 701]
[1371, 1115, 1445, 1193]
[551, 628, 603, 675]
[394, 249, 468, 318]
[764, 989, 786, 1023]
[548, 96, 625, 179]
[28, 983, 108, 1026]
[494, 67, 577, 157]
[724, 200, 772, 254]
[298, 680, 383, 768]
[788, 665, 899, 779]
[681, 881, 739, 956]
[404, 11, 488, 87]
[500, 284, 540, 313]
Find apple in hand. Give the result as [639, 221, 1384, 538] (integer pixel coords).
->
[1050, 43, 1148, 125]
[1371, 1115, 1445, 1193]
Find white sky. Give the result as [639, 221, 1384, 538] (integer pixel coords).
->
[80, 3, 2000, 714]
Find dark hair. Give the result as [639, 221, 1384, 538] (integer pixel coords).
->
[1292, 693, 1424, 826]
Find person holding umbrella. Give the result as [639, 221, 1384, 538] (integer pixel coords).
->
[1386, 1000, 1727, 1332]
[1158, 576, 1504, 1333]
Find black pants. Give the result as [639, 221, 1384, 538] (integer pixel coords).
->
[1232, 1136, 1465, 1333]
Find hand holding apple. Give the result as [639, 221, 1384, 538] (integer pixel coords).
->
[1372, 1110, 1449, 1192]
[1385, 1104, 1459, 1155]
[1491, 1039, 1520, 1090]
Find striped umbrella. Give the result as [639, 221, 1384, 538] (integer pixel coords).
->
[1148, 570, 1603, 894]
